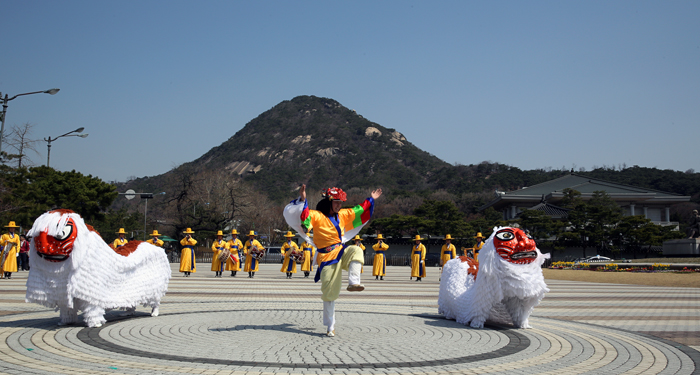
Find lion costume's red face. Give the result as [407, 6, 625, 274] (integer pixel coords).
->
[34, 218, 78, 262]
[493, 228, 538, 264]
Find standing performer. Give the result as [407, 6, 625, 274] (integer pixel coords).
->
[472, 232, 485, 262]
[440, 234, 457, 281]
[372, 234, 388, 280]
[179, 228, 197, 277]
[244, 231, 264, 278]
[283, 184, 382, 337]
[147, 230, 165, 247]
[1, 221, 21, 279]
[112, 228, 128, 249]
[440, 234, 457, 266]
[411, 235, 427, 281]
[211, 231, 229, 278]
[226, 229, 243, 277]
[280, 231, 299, 278]
[353, 235, 366, 273]
[300, 232, 315, 278]
[19, 234, 30, 271]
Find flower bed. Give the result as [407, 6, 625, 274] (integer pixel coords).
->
[549, 262, 699, 273]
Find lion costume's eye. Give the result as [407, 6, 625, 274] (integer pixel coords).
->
[495, 230, 515, 241]
[55, 224, 73, 241]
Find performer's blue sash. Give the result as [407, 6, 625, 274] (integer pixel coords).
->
[414, 250, 424, 276]
[314, 243, 345, 283]
[185, 245, 195, 270]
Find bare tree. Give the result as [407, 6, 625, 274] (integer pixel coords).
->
[4, 123, 40, 168]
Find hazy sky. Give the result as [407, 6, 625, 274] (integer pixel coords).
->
[2, 1, 698, 183]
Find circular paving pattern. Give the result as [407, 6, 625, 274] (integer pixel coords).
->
[77, 309, 529, 368]
[1, 306, 697, 374]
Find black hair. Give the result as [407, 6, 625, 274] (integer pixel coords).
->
[316, 198, 333, 217]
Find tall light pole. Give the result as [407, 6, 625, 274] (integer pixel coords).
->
[44, 127, 89, 167]
[0, 88, 60, 159]
[119, 190, 166, 240]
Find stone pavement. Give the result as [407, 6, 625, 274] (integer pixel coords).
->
[0, 263, 698, 374]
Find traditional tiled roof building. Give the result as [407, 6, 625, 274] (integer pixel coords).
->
[479, 174, 689, 225]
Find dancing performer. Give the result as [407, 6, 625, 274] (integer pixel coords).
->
[112, 228, 128, 249]
[281, 231, 299, 278]
[226, 229, 243, 277]
[411, 235, 426, 281]
[211, 231, 229, 278]
[1, 221, 21, 279]
[244, 231, 263, 278]
[283, 184, 382, 336]
[179, 228, 197, 277]
[300, 232, 315, 278]
[372, 234, 388, 280]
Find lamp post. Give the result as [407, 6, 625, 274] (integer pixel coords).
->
[119, 190, 166, 240]
[44, 127, 89, 167]
[0, 88, 60, 159]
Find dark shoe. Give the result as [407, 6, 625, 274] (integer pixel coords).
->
[380, 276, 384, 280]
[375, 276, 378, 280]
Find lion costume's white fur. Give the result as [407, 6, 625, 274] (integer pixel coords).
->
[438, 227, 549, 329]
[26, 211, 171, 327]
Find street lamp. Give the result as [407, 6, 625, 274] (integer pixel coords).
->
[119, 190, 166, 240]
[44, 127, 89, 167]
[0, 88, 60, 159]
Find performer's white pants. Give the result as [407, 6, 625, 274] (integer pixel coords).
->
[323, 301, 335, 332]
[322, 260, 362, 331]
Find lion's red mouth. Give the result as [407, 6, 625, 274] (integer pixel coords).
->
[34, 219, 77, 263]
[494, 228, 538, 265]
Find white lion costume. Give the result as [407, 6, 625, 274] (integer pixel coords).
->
[26, 209, 171, 327]
[438, 227, 549, 329]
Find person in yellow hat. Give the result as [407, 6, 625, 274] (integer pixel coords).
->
[372, 234, 388, 280]
[353, 235, 365, 274]
[280, 231, 299, 278]
[244, 230, 264, 278]
[471, 232, 486, 262]
[112, 228, 128, 249]
[179, 228, 197, 277]
[440, 234, 457, 267]
[300, 232, 315, 278]
[211, 230, 230, 278]
[147, 230, 164, 247]
[1, 221, 21, 279]
[226, 229, 243, 277]
[411, 235, 427, 281]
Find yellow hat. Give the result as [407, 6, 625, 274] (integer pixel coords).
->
[354, 235, 361, 240]
[4, 221, 20, 228]
[150, 230, 161, 236]
[444, 234, 452, 240]
[284, 231, 295, 238]
[376, 234, 385, 240]
[231, 229, 239, 235]
[414, 235, 423, 241]
[116, 228, 126, 234]
[248, 230, 257, 236]
[217, 230, 224, 236]
[474, 232, 484, 239]
[183, 228, 195, 234]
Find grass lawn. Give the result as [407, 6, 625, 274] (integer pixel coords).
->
[543, 268, 700, 288]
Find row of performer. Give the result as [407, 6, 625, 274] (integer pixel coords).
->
[139, 227, 488, 281]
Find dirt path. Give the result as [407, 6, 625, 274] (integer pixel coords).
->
[543, 268, 700, 288]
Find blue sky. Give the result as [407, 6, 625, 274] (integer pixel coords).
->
[2, 1, 698, 183]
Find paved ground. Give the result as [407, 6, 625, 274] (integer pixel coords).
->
[0, 263, 698, 374]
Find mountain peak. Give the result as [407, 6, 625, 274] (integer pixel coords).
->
[185, 95, 448, 200]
